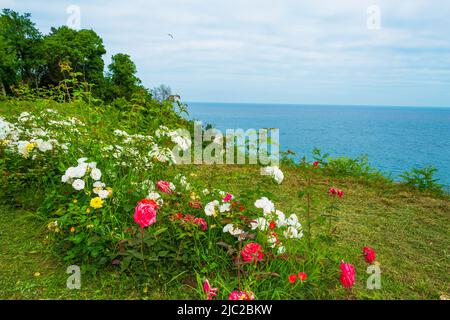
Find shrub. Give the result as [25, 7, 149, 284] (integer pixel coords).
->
[400, 166, 444, 194]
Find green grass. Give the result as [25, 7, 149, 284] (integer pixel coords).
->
[1, 99, 449, 300]
[1, 164, 449, 299]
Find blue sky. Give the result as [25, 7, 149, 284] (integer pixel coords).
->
[2, 0, 450, 107]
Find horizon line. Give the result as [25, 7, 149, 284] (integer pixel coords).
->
[184, 100, 450, 109]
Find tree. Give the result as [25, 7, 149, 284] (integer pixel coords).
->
[151, 84, 172, 102]
[41, 26, 106, 90]
[106, 53, 141, 100]
[0, 9, 43, 92]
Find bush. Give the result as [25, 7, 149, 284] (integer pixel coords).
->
[400, 166, 444, 194]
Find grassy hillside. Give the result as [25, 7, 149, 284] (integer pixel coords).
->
[0, 99, 449, 300]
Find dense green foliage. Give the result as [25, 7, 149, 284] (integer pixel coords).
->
[0, 9, 169, 104]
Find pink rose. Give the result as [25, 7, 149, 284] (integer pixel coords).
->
[134, 199, 158, 228]
[222, 193, 234, 202]
[340, 260, 356, 288]
[156, 180, 172, 194]
[363, 247, 376, 264]
[241, 242, 264, 263]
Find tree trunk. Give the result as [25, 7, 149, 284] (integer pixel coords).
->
[0, 81, 6, 97]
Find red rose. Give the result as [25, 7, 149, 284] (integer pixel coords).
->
[340, 260, 356, 288]
[194, 217, 208, 231]
[298, 272, 308, 282]
[269, 221, 277, 230]
[183, 214, 195, 222]
[156, 180, 172, 194]
[134, 199, 158, 228]
[288, 274, 297, 283]
[241, 242, 264, 263]
[171, 213, 184, 221]
[188, 200, 203, 209]
[363, 247, 376, 264]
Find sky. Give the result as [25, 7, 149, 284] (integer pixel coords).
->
[2, 0, 450, 107]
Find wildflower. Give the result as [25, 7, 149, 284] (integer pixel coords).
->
[254, 197, 275, 215]
[205, 200, 219, 217]
[288, 274, 297, 283]
[90, 197, 104, 209]
[190, 192, 199, 201]
[275, 210, 286, 226]
[267, 232, 279, 248]
[284, 226, 302, 239]
[223, 223, 246, 240]
[269, 221, 277, 229]
[34, 139, 53, 152]
[298, 272, 308, 282]
[134, 199, 158, 228]
[47, 221, 60, 233]
[340, 260, 356, 289]
[98, 189, 110, 199]
[18, 141, 36, 158]
[277, 246, 286, 254]
[188, 200, 202, 209]
[86, 208, 91, 213]
[147, 191, 163, 206]
[249, 217, 268, 231]
[363, 247, 376, 264]
[203, 279, 218, 300]
[223, 193, 234, 202]
[193, 217, 208, 231]
[261, 166, 284, 184]
[228, 291, 255, 300]
[329, 188, 344, 198]
[70, 227, 75, 233]
[90, 168, 102, 181]
[313, 161, 319, 167]
[156, 180, 172, 194]
[219, 203, 231, 213]
[72, 179, 85, 191]
[241, 242, 264, 263]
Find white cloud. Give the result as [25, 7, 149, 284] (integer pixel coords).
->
[4, 0, 450, 106]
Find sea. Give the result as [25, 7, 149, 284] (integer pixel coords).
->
[186, 102, 450, 187]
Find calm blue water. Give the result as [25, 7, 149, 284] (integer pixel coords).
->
[186, 102, 450, 186]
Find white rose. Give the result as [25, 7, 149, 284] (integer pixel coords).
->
[90, 168, 102, 181]
[72, 179, 85, 191]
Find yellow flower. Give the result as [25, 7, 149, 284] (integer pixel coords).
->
[73, 199, 78, 203]
[190, 192, 199, 200]
[33, 272, 41, 277]
[86, 207, 91, 213]
[90, 197, 104, 209]
[23, 142, 37, 158]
